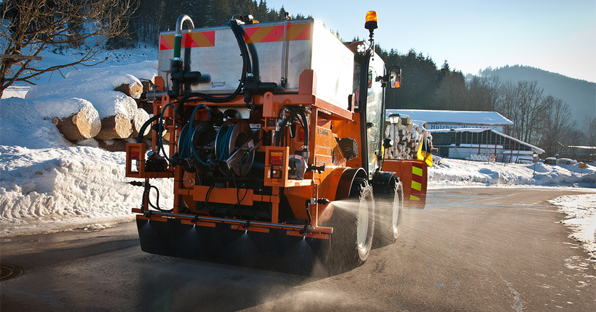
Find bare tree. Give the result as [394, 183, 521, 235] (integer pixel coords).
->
[495, 81, 521, 137]
[0, 0, 137, 97]
[586, 117, 596, 148]
[539, 96, 573, 156]
[515, 81, 544, 144]
[465, 76, 499, 111]
[496, 81, 547, 145]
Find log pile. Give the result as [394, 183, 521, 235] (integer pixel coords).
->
[46, 74, 153, 151]
[384, 114, 434, 160]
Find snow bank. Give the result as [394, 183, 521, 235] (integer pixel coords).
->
[0, 145, 174, 236]
[0, 98, 72, 149]
[429, 158, 595, 188]
[5, 45, 158, 89]
[550, 194, 596, 260]
[0, 60, 171, 237]
[0, 109, 173, 236]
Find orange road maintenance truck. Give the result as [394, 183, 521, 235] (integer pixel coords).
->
[125, 11, 428, 273]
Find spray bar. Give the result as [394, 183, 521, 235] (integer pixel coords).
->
[133, 208, 320, 232]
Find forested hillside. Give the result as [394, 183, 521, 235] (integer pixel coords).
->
[112, 0, 308, 47]
[378, 48, 595, 157]
[480, 65, 595, 126]
[379, 49, 491, 112]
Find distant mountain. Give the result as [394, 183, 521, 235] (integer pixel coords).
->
[479, 65, 595, 126]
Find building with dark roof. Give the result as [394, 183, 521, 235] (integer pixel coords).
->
[385, 109, 544, 163]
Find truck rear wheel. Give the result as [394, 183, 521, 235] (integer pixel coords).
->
[354, 182, 375, 262]
[330, 179, 375, 266]
[375, 177, 403, 246]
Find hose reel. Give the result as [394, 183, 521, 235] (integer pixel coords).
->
[215, 121, 255, 176]
[174, 115, 256, 176]
[176, 121, 216, 173]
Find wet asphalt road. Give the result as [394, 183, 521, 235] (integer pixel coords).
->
[1, 187, 595, 311]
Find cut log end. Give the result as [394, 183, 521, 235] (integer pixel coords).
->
[132, 107, 151, 138]
[53, 105, 101, 141]
[115, 81, 143, 99]
[94, 113, 132, 140]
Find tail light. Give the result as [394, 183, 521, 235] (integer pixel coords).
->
[130, 146, 141, 160]
[270, 151, 284, 166]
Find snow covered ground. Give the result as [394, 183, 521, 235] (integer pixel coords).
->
[428, 157, 595, 189]
[1, 48, 594, 260]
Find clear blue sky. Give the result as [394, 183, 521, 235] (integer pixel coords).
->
[265, 0, 596, 82]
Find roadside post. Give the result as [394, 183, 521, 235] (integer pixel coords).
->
[532, 152, 538, 176]
[579, 162, 586, 176]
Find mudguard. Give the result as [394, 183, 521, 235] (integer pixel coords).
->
[335, 167, 368, 200]
[371, 171, 399, 195]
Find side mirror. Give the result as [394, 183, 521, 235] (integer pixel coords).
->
[388, 66, 402, 89]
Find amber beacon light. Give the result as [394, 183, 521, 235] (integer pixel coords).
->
[365, 11, 378, 31]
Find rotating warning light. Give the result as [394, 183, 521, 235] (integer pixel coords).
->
[365, 11, 378, 30]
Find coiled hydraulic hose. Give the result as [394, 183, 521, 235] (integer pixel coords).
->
[216, 125, 235, 161]
[178, 104, 213, 167]
[135, 103, 211, 166]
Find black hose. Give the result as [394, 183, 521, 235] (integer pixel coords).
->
[175, 19, 250, 105]
[297, 110, 309, 148]
[140, 182, 172, 212]
[136, 114, 161, 143]
[247, 42, 259, 79]
[274, 108, 309, 151]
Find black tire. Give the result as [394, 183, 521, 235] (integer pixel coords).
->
[326, 179, 375, 270]
[352, 181, 375, 263]
[374, 177, 404, 246]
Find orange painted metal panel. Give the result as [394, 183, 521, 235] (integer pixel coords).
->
[191, 185, 254, 206]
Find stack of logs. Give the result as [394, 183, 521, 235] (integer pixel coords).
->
[52, 77, 154, 151]
[384, 114, 434, 160]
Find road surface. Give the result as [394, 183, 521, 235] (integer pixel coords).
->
[1, 187, 595, 311]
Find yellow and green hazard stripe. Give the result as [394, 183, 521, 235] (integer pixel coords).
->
[410, 161, 424, 201]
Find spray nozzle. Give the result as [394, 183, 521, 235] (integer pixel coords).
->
[317, 198, 330, 205]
